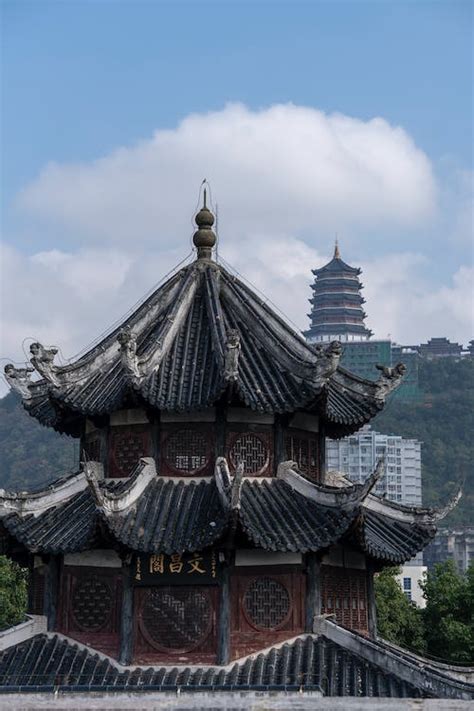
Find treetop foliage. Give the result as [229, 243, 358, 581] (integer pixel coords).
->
[0, 555, 28, 631]
[375, 562, 474, 664]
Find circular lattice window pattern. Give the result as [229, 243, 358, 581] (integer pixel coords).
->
[243, 577, 291, 631]
[164, 430, 209, 474]
[229, 433, 269, 475]
[139, 587, 212, 653]
[71, 577, 112, 631]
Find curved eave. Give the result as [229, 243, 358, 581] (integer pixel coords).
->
[358, 509, 437, 564]
[239, 479, 355, 553]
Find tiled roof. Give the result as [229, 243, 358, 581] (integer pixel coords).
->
[0, 633, 425, 696]
[106, 478, 228, 554]
[312, 256, 361, 276]
[1, 489, 98, 554]
[1, 470, 439, 564]
[240, 480, 354, 552]
[18, 261, 394, 436]
[360, 509, 437, 564]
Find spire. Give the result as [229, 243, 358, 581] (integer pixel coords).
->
[193, 184, 216, 260]
[334, 237, 340, 259]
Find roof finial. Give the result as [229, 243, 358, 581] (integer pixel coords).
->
[193, 181, 216, 260]
[334, 236, 340, 259]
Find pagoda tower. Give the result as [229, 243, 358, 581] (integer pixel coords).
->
[305, 241, 372, 344]
[0, 193, 468, 699]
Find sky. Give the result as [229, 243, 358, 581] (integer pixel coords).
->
[1, 0, 473, 392]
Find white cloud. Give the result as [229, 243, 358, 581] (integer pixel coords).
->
[16, 103, 436, 247]
[2, 103, 472, 396]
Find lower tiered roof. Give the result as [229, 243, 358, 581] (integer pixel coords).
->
[1, 628, 472, 698]
[1, 457, 457, 564]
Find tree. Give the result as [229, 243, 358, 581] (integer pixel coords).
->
[0, 555, 28, 630]
[421, 561, 474, 664]
[374, 566, 426, 654]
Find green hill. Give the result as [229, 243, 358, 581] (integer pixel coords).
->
[0, 358, 472, 527]
[373, 358, 474, 526]
[0, 392, 77, 491]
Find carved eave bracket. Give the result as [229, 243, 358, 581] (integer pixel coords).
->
[431, 486, 463, 522]
[277, 459, 380, 511]
[214, 457, 244, 513]
[374, 362, 406, 402]
[312, 341, 343, 388]
[82, 461, 105, 507]
[224, 329, 241, 383]
[215, 457, 232, 509]
[101, 458, 156, 514]
[3, 364, 35, 400]
[29, 342, 61, 388]
[363, 485, 463, 525]
[117, 327, 141, 381]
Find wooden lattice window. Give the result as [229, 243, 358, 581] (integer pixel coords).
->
[29, 567, 45, 615]
[162, 429, 211, 475]
[71, 576, 113, 631]
[285, 430, 319, 480]
[243, 577, 292, 630]
[139, 587, 213, 653]
[321, 566, 368, 633]
[109, 426, 150, 478]
[229, 432, 269, 476]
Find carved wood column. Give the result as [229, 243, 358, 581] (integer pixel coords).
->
[366, 560, 378, 639]
[216, 556, 231, 665]
[305, 553, 321, 632]
[43, 554, 60, 630]
[119, 559, 134, 665]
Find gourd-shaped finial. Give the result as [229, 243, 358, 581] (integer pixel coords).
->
[193, 184, 216, 259]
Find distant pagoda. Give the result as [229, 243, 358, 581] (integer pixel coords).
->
[305, 241, 372, 343]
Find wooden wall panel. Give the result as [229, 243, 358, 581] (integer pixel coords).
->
[133, 585, 219, 665]
[58, 566, 122, 659]
[321, 565, 368, 634]
[230, 568, 305, 660]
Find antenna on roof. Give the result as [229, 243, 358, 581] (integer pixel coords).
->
[334, 234, 341, 259]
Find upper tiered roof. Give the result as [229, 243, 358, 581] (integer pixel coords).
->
[305, 241, 372, 343]
[4, 197, 402, 437]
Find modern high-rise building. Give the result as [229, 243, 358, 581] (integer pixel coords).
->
[424, 528, 474, 574]
[326, 426, 426, 606]
[326, 425, 422, 506]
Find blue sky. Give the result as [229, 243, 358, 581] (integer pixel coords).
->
[1, 0, 473, 380]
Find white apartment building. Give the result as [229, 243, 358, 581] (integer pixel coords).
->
[326, 425, 427, 606]
[326, 425, 422, 505]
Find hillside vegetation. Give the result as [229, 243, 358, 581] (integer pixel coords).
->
[373, 358, 474, 526]
[0, 392, 77, 491]
[0, 359, 472, 527]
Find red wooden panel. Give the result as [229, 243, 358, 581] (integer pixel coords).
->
[285, 429, 319, 480]
[321, 565, 368, 634]
[226, 430, 273, 477]
[59, 566, 122, 659]
[108, 425, 151, 478]
[160, 425, 215, 477]
[133, 585, 219, 665]
[230, 568, 305, 660]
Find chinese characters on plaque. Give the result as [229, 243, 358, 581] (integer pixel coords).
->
[133, 551, 219, 585]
